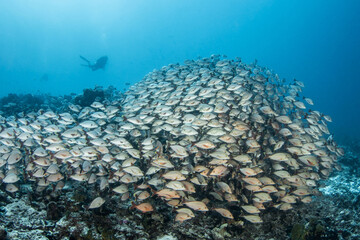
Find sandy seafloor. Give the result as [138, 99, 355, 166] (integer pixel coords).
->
[0, 89, 359, 240]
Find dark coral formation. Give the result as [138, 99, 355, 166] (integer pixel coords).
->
[0, 93, 44, 115]
[74, 88, 105, 107]
[0, 86, 120, 116]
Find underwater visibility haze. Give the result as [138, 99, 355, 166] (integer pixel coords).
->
[0, 0, 360, 239]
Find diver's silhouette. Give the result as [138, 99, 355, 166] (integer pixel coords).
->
[80, 55, 108, 71]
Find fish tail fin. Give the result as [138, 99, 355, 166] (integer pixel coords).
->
[130, 201, 136, 210]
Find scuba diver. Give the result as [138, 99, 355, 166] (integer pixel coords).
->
[80, 55, 108, 71]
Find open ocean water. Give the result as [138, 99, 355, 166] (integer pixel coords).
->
[0, 1, 359, 239]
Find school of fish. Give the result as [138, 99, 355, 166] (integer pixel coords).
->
[0, 55, 344, 224]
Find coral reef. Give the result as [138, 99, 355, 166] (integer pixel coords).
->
[74, 87, 105, 107]
[0, 86, 119, 116]
[0, 93, 45, 115]
[0, 153, 359, 240]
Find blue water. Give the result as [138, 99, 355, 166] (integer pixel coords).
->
[0, 0, 359, 138]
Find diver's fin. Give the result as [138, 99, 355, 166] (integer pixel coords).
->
[80, 55, 91, 64]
